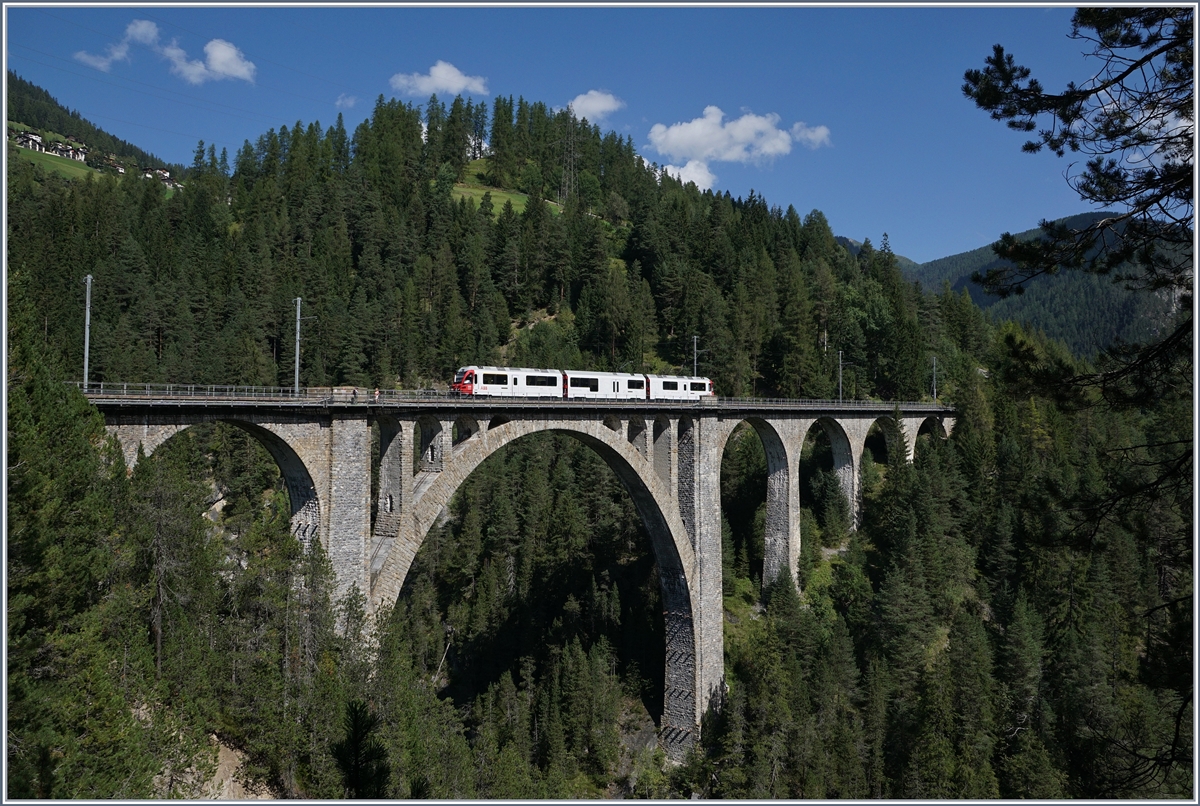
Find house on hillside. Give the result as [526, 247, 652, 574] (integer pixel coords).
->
[52, 142, 88, 162]
[15, 131, 44, 152]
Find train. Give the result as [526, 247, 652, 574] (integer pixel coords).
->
[451, 366, 715, 401]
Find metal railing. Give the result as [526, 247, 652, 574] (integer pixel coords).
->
[70, 381, 443, 404]
[70, 381, 953, 412]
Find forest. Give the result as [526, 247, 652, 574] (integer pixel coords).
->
[7, 34, 1192, 799]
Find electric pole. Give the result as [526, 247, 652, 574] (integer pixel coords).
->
[838, 350, 843, 403]
[560, 107, 578, 204]
[294, 297, 303, 396]
[83, 274, 93, 390]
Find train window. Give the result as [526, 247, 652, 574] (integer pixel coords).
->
[690, 382, 707, 391]
[527, 375, 557, 386]
[454, 370, 466, 383]
[570, 377, 599, 392]
[662, 381, 678, 390]
[627, 379, 644, 389]
[482, 373, 508, 385]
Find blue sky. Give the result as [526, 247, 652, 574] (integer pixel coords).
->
[6, 4, 1096, 264]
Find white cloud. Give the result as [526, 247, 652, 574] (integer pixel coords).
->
[74, 18, 255, 85]
[662, 159, 718, 191]
[791, 121, 832, 149]
[202, 40, 256, 82]
[74, 19, 158, 71]
[335, 94, 358, 110]
[161, 41, 209, 84]
[569, 90, 624, 122]
[164, 38, 256, 85]
[647, 106, 831, 184]
[390, 60, 487, 96]
[126, 19, 159, 46]
[649, 106, 788, 163]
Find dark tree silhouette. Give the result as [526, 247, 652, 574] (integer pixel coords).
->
[332, 700, 391, 798]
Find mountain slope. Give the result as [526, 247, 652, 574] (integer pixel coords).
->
[906, 213, 1173, 358]
[7, 70, 180, 172]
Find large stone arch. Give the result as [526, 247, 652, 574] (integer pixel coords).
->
[368, 415, 703, 751]
[106, 415, 325, 548]
[709, 417, 800, 588]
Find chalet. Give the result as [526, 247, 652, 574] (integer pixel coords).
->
[15, 131, 44, 152]
[48, 142, 88, 162]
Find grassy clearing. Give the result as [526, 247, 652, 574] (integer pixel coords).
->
[10, 145, 99, 181]
[452, 157, 562, 216]
[451, 183, 563, 216]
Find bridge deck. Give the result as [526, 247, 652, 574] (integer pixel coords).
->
[74, 382, 953, 416]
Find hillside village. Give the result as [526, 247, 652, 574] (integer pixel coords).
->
[7, 123, 182, 189]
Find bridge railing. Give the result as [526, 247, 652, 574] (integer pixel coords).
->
[68, 382, 445, 404]
[70, 381, 952, 412]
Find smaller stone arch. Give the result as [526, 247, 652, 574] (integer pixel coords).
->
[487, 414, 511, 430]
[107, 417, 323, 549]
[224, 421, 324, 549]
[713, 417, 796, 588]
[413, 416, 444, 473]
[452, 415, 480, 447]
[627, 416, 648, 460]
[910, 416, 952, 460]
[653, 415, 672, 486]
[603, 413, 621, 432]
[372, 415, 408, 575]
[801, 417, 858, 530]
[864, 416, 906, 465]
[677, 417, 696, 547]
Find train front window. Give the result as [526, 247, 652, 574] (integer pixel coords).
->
[454, 370, 466, 383]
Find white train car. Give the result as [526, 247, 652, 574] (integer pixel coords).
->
[451, 366, 563, 398]
[451, 366, 715, 401]
[562, 370, 648, 401]
[646, 374, 714, 401]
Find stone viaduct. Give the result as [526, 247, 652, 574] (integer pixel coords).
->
[86, 384, 954, 759]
